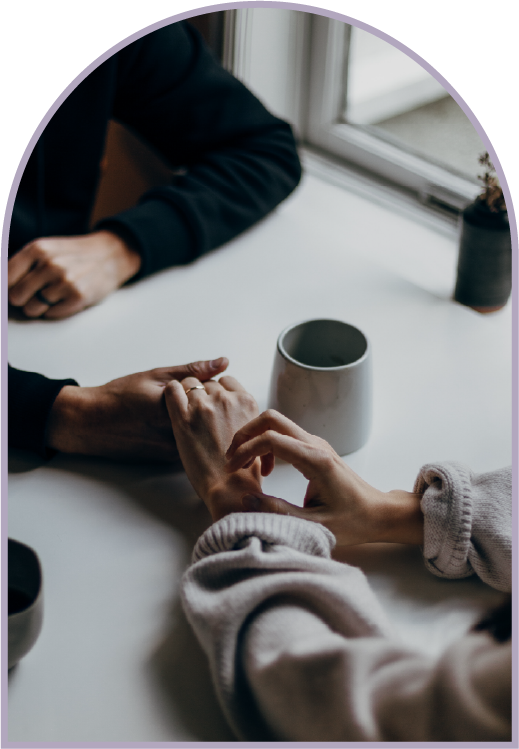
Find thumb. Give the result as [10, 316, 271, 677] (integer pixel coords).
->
[171, 357, 229, 382]
[242, 493, 305, 518]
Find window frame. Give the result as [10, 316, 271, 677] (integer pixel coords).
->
[304, 15, 480, 211]
[227, 10, 481, 212]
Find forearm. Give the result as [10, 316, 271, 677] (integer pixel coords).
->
[182, 512, 510, 742]
[102, 22, 301, 280]
[374, 490, 424, 545]
[45, 385, 98, 454]
[243, 602, 510, 741]
[182, 512, 392, 738]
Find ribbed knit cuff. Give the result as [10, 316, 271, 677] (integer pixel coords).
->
[415, 461, 474, 579]
[192, 513, 336, 564]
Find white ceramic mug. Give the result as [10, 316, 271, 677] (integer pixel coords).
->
[8, 539, 44, 670]
[268, 319, 372, 455]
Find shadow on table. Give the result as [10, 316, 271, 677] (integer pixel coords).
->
[149, 600, 237, 742]
[9, 450, 234, 739]
[112, 463, 236, 739]
[334, 542, 502, 616]
[8, 448, 47, 474]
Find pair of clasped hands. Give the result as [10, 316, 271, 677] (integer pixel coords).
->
[8, 234, 423, 546]
[165, 364, 425, 547]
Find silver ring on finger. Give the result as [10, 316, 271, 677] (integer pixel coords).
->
[185, 385, 206, 394]
[35, 289, 57, 306]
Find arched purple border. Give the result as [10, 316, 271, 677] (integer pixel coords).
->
[2, 3, 516, 748]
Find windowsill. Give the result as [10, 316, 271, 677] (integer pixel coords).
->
[301, 145, 460, 234]
[298, 146, 467, 304]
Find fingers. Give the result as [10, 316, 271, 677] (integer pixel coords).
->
[226, 430, 316, 477]
[8, 253, 68, 318]
[8, 265, 56, 307]
[242, 492, 306, 518]
[164, 379, 189, 421]
[227, 409, 311, 459]
[203, 380, 222, 395]
[7, 246, 36, 288]
[165, 376, 218, 418]
[184, 376, 209, 396]
[18, 295, 50, 319]
[218, 375, 247, 392]
[8, 243, 69, 318]
[260, 452, 276, 477]
[155, 358, 229, 384]
[241, 452, 276, 476]
[42, 296, 84, 319]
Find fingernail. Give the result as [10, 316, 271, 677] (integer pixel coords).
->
[210, 357, 223, 369]
[242, 494, 261, 511]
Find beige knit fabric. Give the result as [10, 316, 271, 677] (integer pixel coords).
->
[182, 465, 512, 741]
[416, 462, 511, 591]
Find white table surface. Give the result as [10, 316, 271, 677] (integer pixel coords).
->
[8, 171, 512, 743]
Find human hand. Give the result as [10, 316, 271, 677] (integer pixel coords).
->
[225, 410, 424, 546]
[46, 358, 229, 462]
[8, 230, 141, 319]
[164, 375, 262, 521]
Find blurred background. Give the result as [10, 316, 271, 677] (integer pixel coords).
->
[91, 9, 486, 226]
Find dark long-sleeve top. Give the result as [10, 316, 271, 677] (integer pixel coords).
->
[8, 21, 301, 456]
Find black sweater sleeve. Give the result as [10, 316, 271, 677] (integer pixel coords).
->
[8, 23, 300, 457]
[8, 364, 78, 457]
[96, 21, 302, 279]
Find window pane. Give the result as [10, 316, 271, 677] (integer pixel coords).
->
[343, 26, 486, 182]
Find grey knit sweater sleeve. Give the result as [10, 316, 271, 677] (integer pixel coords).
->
[181, 506, 511, 741]
[415, 463, 511, 591]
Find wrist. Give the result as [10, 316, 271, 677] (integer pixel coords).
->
[374, 490, 424, 545]
[206, 471, 263, 522]
[94, 230, 142, 284]
[46, 385, 98, 454]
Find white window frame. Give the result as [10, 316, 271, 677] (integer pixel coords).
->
[226, 10, 480, 212]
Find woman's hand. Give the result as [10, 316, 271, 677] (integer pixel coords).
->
[225, 410, 424, 546]
[165, 375, 262, 521]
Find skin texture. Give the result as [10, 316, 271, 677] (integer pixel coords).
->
[164, 376, 263, 521]
[224, 410, 424, 547]
[46, 358, 229, 462]
[8, 230, 141, 319]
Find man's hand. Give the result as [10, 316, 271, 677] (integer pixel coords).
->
[8, 231, 141, 319]
[46, 358, 229, 462]
[164, 375, 262, 521]
[225, 410, 424, 546]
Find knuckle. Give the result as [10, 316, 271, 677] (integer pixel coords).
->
[240, 392, 257, 409]
[51, 265, 66, 282]
[8, 289, 21, 305]
[315, 449, 335, 471]
[72, 288, 84, 300]
[32, 245, 53, 266]
[198, 398, 213, 414]
[164, 381, 176, 397]
[31, 243, 46, 259]
[185, 361, 202, 378]
[263, 429, 277, 445]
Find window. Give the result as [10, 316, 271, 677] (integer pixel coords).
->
[227, 9, 486, 212]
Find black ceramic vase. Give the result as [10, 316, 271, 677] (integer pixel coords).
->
[454, 199, 512, 312]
